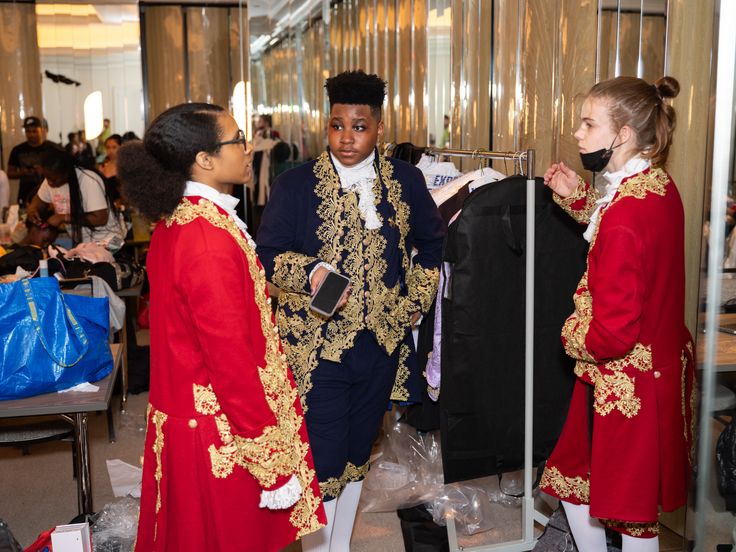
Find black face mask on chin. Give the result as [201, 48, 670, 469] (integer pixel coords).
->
[579, 134, 621, 173]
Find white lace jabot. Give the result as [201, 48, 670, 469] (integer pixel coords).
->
[330, 151, 382, 230]
[583, 155, 650, 242]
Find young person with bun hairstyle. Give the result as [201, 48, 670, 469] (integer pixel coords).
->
[540, 76, 695, 551]
[256, 70, 444, 551]
[117, 103, 325, 552]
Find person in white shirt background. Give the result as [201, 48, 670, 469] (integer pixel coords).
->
[26, 148, 126, 248]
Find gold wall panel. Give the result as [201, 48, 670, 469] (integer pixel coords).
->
[0, 2, 43, 175]
[301, 22, 327, 157]
[598, 11, 666, 82]
[229, 6, 249, 89]
[491, 0, 520, 155]
[449, 0, 463, 152]
[384, 0, 398, 143]
[640, 15, 666, 83]
[666, 0, 716, 332]
[412, 0, 428, 145]
[396, 0, 412, 143]
[143, 6, 186, 121]
[254, 0, 427, 149]
[489, 0, 595, 176]
[186, 7, 230, 107]
[520, 0, 559, 175]
[556, 0, 597, 177]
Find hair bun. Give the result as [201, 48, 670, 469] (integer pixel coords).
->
[654, 76, 680, 100]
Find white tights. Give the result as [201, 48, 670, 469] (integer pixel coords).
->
[561, 501, 659, 552]
[301, 480, 364, 551]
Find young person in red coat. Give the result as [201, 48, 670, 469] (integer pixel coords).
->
[540, 76, 695, 551]
[118, 103, 326, 551]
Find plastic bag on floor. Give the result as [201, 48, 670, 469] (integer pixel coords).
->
[427, 484, 495, 536]
[91, 498, 140, 552]
[361, 419, 444, 512]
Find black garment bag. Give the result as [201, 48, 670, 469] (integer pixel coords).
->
[440, 176, 587, 483]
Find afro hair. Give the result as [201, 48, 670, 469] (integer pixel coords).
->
[325, 70, 386, 118]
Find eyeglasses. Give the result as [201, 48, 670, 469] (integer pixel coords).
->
[215, 129, 247, 151]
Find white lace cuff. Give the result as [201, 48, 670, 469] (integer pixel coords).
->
[308, 262, 335, 284]
[258, 474, 302, 510]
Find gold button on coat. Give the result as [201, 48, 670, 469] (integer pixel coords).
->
[188, 419, 198, 429]
[653, 371, 661, 379]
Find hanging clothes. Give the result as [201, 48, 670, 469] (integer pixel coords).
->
[405, 167, 505, 432]
[415, 155, 462, 190]
[439, 175, 588, 484]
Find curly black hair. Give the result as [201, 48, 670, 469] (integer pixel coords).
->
[117, 103, 225, 220]
[325, 70, 386, 119]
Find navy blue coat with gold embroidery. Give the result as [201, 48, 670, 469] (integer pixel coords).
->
[256, 151, 445, 405]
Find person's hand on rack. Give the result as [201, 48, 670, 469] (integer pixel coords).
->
[543, 162, 579, 198]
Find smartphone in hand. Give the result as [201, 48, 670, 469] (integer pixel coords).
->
[309, 271, 351, 318]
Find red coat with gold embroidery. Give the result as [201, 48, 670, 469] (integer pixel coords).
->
[540, 168, 695, 526]
[135, 196, 325, 552]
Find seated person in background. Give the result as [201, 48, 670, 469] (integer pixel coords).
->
[0, 220, 58, 275]
[121, 131, 140, 143]
[98, 134, 126, 211]
[26, 148, 126, 248]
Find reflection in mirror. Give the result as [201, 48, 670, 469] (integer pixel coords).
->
[427, 0, 451, 147]
[36, 3, 144, 155]
[597, 0, 667, 81]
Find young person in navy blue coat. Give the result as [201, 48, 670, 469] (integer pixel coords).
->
[256, 70, 444, 550]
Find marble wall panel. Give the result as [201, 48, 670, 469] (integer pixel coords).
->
[142, 6, 186, 122]
[186, 7, 230, 107]
[0, 3, 43, 176]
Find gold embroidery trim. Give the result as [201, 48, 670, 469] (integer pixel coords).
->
[273, 251, 318, 293]
[319, 461, 370, 500]
[683, 341, 697, 466]
[553, 175, 599, 224]
[540, 466, 590, 503]
[193, 383, 220, 415]
[562, 271, 596, 364]
[168, 197, 323, 537]
[149, 408, 168, 517]
[591, 370, 641, 418]
[604, 343, 653, 373]
[390, 343, 411, 401]
[601, 519, 660, 537]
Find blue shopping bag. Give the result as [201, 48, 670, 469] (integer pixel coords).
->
[0, 277, 113, 400]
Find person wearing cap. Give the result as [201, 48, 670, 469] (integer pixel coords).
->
[7, 116, 61, 207]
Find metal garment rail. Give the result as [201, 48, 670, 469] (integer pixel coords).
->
[426, 146, 547, 551]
